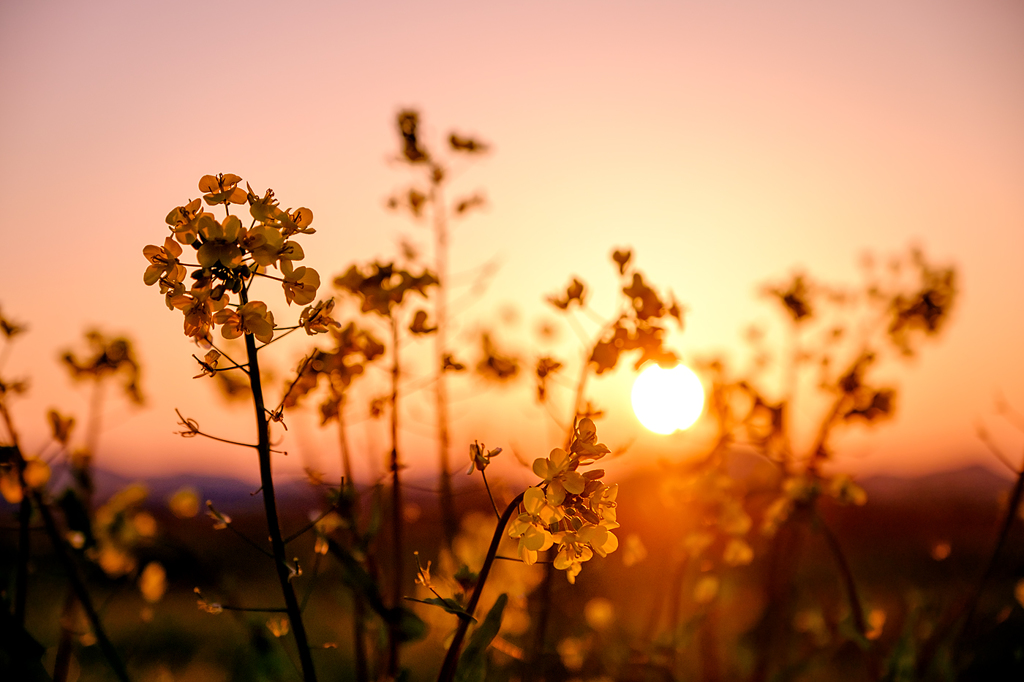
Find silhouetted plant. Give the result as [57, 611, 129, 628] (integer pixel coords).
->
[0, 313, 136, 682]
[386, 108, 492, 546]
[143, 173, 338, 682]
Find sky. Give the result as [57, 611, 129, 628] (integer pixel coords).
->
[1, 0, 1022, 485]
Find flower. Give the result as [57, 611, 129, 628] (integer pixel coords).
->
[165, 198, 204, 245]
[298, 299, 340, 335]
[281, 260, 320, 306]
[507, 486, 560, 565]
[466, 441, 502, 474]
[197, 215, 243, 269]
[143, 237, 186, 286]
[532, 448, 585, 505]
[214, 301, 275, 344]
[280, 207, 315, 237]
[199, 173, 247, 206]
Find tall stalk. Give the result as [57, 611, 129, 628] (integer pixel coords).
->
[241, 289, 318, 682]
[430, 179, 458, 546]
[387, 314, 403, 678]
[438, 491, 525, 682]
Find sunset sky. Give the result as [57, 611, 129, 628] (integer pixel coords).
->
[1, 0, 1022, 485]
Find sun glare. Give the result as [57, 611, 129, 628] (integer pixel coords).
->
[631, 364, 705, 434]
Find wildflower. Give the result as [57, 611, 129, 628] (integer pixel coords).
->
[139, 562, 167, 603]
[47, 409, 75, 445]
[466, 441, 502, 474]
[23, 458, 51, 489]
[552, 530, 594, 584]
[197, 215, 243, 269]
[414, 551, 433, 588]
[194, 587, 223, 614]
[280, 207, 315, 237]
[168, 487, 200, 518]
[533, 448, 585, 505]
[507, 487, 559, 565]
[143, 237, 187, 286]
[281, 260, 321, 306]
[298, 299, 340, 335]
[570, 417, 610, 462]
[192, 350, 221, 378]
[199, 173, 247, 206]
[267, 617, 290, 638]
[247, 224, 286, 267]
[165, 198, 204, 244]
[214, 301, 275, 344]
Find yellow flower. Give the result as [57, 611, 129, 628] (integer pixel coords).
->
[143, 237, 187, 286]
[168, 487, 200, 518]
[466, 441, 502, 474]
[165, 198, 204, 245]
[139, 562, 167, 603]
[247, 225, 286, 266]
[197, 215, 243, 269]
[170, 286, 226, 341]
[199, 173, 247, 206]
[507, 487, 558, 565]
[214, 301, 275, 344]
[298, 299, 340, 335]
[552, 531, 595, 584]
[280, 206, 315, 237]
[588, 482, 618, 527]
[280, 260, 320, 306]
[533, 448, 585, 505]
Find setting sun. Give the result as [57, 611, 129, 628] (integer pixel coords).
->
[631, 363, 705, 434]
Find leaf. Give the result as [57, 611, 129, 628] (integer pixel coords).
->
[455, 593, 507, 682]
[405, 596, 476, 623]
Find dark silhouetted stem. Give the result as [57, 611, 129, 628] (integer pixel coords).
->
[957, 450, 1024, 645]
[241, 317, 318, 682]
[438, 490, 525, 682]
[814, 511, 867, 638]
[1, 402, 31, 627]
[387, 315, 403, 678]
[431, 179, 459, 547]
[34, 489, 131, 682]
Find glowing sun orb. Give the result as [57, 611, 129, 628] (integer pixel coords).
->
[631, 363, 705, 434]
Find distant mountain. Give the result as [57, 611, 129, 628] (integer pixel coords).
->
[859, 464, 1016, 504]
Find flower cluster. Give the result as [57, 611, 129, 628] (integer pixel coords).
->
[507, 418, 618, 583]
[143, 174, 335, 345]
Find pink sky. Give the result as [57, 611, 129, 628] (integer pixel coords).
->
[1, 0, 1022, 484]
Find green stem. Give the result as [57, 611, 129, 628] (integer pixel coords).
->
[240, 297, 318, 682]
[437, 490, 525, 682]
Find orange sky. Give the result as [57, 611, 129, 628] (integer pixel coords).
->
[1, 0, 1022, 484]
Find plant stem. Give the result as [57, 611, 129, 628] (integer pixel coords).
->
[438, 490, 525, 682]
[241, 319, 318, 682]
[814, 510, 867, 638]
[336, 410, 369, 682]
[34, 487, 131, 682]
[387, 314, 403, 678]
[956, 449, 1024, 646]
[1, 402, 31, 627]
[430, 179, 459, 547]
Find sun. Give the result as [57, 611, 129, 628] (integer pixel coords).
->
[631, 363, 705, 434]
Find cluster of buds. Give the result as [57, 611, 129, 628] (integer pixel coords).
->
[142, 174, 338, 345]
[507, 418, 618, 583]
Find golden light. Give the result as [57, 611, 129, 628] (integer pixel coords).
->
[631, 364, 705, 434]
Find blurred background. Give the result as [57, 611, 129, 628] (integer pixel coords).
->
[1, 0, 1022, 482]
